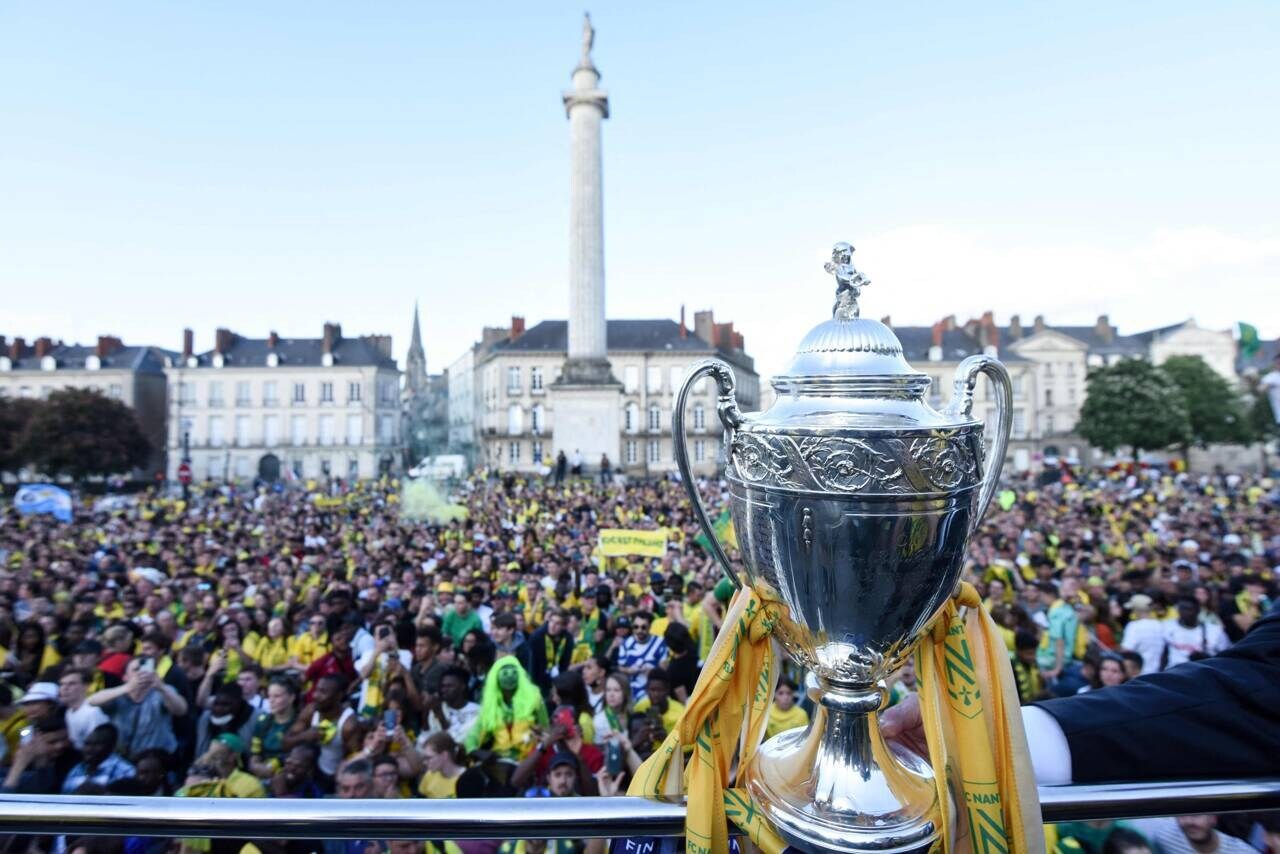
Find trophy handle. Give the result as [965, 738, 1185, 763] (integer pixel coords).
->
[945, 354, 1013, 532]
[673, 358, 744, 588]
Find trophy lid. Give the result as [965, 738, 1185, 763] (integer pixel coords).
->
[772, 242, 931, 399]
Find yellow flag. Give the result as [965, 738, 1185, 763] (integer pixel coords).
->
[598, 528, 667, 558]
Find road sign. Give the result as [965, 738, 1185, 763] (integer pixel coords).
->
[177, 462, 192, 485]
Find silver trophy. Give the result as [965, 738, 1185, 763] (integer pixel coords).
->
[673, 243, 1012, 853]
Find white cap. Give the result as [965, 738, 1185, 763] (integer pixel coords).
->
[19, 682, 59, 704]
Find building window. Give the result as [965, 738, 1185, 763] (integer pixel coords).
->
[290, 415, 306, 445]
[647, 404, 662, 433]
[531, 367, 543, 392]
[624, 402, 640, 434]
[234, 415, 251, 447]
[346, 414, 363, 445]
[694, 439, 706, 462]
[646, 366, 662, 394]
[348, 456, 360, 478]
[263, 415, 279, 447]
[291, 458, 303, 478]
[235, 381, 251, 406]
[108, 384, 123, 400]
[532, 440, 544, 463]
[348, 381, 361, 402]
[208, 455, 224, 480]
[530, 405, 543, 435]
[507, 366, 521, 394]
[508, 441, 521, 464]
[179, 382, 195, 405]
[1045, 363, 1054, 378]
[377, 414, 395, 443]
[234, 456, 251, 478]
[507, 404, 523, 435]
[1068, 386, 1076, 404]
[318, 414, 335, 445]
[1012, 409, 1026, 438]
[624, 366, 639, 394]
[1045, 389, 1053, 406]
[1066, 362, 1075, 377]
[179, 417, 194, 445]
[292, 382, 306, 404]
[692, 405, 706, 433]
[263, 381, 278, 406]
[378, 379, 397, 404]
[625, 440, 638, 464]
[647, 439, 661, 463]
[1012, 375, 1024, 398]
[1046, 415, 1055, 435]
[670, 366, 685, 397]
[320, 382, 334, 403]
[208, 415, 224, 447]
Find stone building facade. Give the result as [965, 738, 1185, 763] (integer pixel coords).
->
[162, 324, 402, 483]
[467, 310, 758, 476]
[0, 335, 171, 477]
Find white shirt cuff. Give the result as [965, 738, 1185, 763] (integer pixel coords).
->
[1022, 705, 1073, 786]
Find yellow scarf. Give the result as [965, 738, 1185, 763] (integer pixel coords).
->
[629, 583, 1042, 854]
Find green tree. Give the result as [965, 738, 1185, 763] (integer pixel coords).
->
[0, 397, 42, 475]
[22, 388, 150, 481]
[1160, 355, 1253, 462]
[1077, 359, 1191, 460]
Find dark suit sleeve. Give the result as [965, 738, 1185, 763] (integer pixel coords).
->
[1036, 612, 1280, 783]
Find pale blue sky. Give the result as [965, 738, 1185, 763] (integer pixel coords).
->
[3, 2, 1277, 379]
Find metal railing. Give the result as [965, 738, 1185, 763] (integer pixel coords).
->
[0, 779, 1277, 840]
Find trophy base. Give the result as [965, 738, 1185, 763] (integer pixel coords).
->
[744, 681, 944, 853]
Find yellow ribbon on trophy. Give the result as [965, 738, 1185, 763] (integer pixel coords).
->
[629, 582, 1043, 854]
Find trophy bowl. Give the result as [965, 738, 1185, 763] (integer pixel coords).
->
[674, 243, 1012, 853]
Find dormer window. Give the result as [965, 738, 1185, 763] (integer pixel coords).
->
[0, 357, 10, 372]
[186, 356, 199, 368]
[212, 353, 225, 368]
[266, 352, 280, 367]
[321, 352, 335, 368]
[40, 355, 57, 371]
[85, 355, 102, 371]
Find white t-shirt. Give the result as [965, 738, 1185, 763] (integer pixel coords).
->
[419, 701, 480, 745]
[1162, 620, 1230, 668]
[65, 702, 110, 749]
[1120, 617, 1167, 674]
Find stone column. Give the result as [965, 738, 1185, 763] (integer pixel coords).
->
[562, 18, 611, 383]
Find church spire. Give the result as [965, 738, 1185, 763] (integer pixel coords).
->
[406, 301, 427, 397]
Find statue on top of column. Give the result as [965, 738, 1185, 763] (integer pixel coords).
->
[581, 13, 595, 65]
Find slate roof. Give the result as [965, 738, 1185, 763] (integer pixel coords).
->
[491, 319, 755, 371]
[1, 343, 173, 374]
[887, 322, 1168, 364]
[184, 336, 397, 369]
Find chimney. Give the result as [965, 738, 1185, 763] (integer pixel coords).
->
[0, 336, 6, 356]
[360, 335, 392, 359]
[34, 337, 52, 359]
[214, 328, 235, 354]
[95, 336, 123, 358]
[679, 305, 687, 339]
[1009, 315, 1022, 340]
[929, 322, 944, 361]
[732, 331, 744, 351]
[1095, 314, 1113, 343]
[9, 337, 25, 361]
[982, 312, 999, 355]
[942, 315, 956, 332]
[268, 331, 279, 349]
[509, 316, 525, 342]
[1033, 315, 1046, 334]
[880, 315, 891, 327]
[693, 310, 715, 346]
[182, 328, 193, 358]
[322, 322, 342, 353]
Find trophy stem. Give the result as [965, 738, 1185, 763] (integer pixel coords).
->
[746, 677, 943, 853]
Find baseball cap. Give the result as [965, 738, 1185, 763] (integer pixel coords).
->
[215, 733, 245, 754]
[1124, 594, 1154, 611]
[19, 682, 59, 704]
[547, 748, 577, 772]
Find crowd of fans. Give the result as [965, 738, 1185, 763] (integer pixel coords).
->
[0, 464, 1276, 854]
